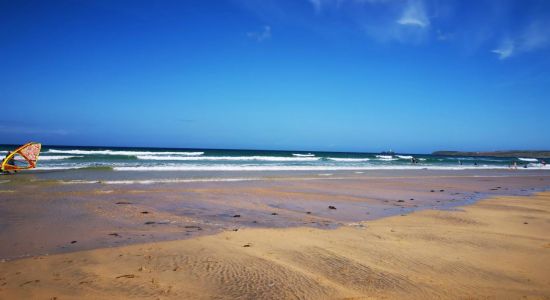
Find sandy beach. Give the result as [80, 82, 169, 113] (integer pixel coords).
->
[1, 175, 549, 299]
[4, 0, 550, 298]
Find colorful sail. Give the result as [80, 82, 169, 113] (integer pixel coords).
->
[1, 142, 42, 171]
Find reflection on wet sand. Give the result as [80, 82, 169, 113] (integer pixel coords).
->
[1, 170, 549, 259]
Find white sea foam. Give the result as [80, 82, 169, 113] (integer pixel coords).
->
[35, 166, 82, 170]
[47, 149, 204, 156]
[113, 164, 521, 172]
[102, 177, 263, 185]
[327, 157, 370, 162]
[376, 155, 394, 159]
[518, 158, 538, 162]
[136, 155, 320, 162]
[39, 155, 81, 160]
[59, 180, 101, 184]
[376, 157, 398, 161]
[396, 155, 413, 159]
[292, 153, 315, 157]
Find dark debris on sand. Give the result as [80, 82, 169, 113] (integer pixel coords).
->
[115, 201, 132, 205]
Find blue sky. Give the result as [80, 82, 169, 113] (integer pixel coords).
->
[1, 0, 549, 153]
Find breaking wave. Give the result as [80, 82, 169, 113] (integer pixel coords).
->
[39, 156, 82, 160]
[47, 149, 204, 156]
[327, 157, 371, 162]
[518, 158, 538, 162]
[136, 155, 320, 162]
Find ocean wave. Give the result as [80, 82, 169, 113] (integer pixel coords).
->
[103, 177, 263, 185]
[376, 157, 398, 161]
[34, 166, 82, 170]
[55, 177, 264, 185]
[39, 155, 82, 160]
[112, 164, 524, 172]
[518, 158, 538, 162]
[292, 153, 315, 157]
[448, 157, 507, 162]
[326, 157, 371, 162]
[136, 155, 320, 162]
[375, 155, 394, 159]
[396, 155, 413, 159]
[59, 180, 101, 184]
[47, 149, 204, 156]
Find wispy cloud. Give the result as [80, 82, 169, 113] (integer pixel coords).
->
[520, 20, 550, 52]
[309, 0, 323, 13]
[492, 19, 550, 60]
[247, 25, 272, 42]
[236, 0, 550, 59]
[492, 38, 514, 60]
[309, 0, 389, 13]
[397, 0, 429, 28]
[307, 0, 431, 43]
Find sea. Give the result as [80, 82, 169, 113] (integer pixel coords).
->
[1, 145, 548, 173]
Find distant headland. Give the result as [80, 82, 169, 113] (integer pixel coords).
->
[432, 150, 550, 158]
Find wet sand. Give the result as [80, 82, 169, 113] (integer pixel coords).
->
[1, 191, 549, 299]
[1, 170, 550, 259]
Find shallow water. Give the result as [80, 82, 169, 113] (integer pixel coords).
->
[1, 168, 550, 260]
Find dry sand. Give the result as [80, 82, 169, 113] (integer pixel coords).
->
[1, 192, 550, 299]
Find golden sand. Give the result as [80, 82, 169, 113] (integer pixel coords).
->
[1, 192, 550, 299]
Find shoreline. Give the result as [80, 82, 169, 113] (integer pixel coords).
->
[1, 170, 550, 260]
[1, 191, 549, 298]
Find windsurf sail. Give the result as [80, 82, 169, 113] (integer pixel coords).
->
[1, 142, 42, 172]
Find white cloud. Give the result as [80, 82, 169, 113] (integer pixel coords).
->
[491, 39, 514, 60]
[520, 20, 550, 52]
[247, 25, 272, 42]
[307, 0, 430, 43]
[309, 0, 390, 13]
[492, 20, 550, 60]
[309, 0, 323, 12]
[397, 0, 429, 28]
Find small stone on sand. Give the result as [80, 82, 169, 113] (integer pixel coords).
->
[115, 201, 132, 205]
